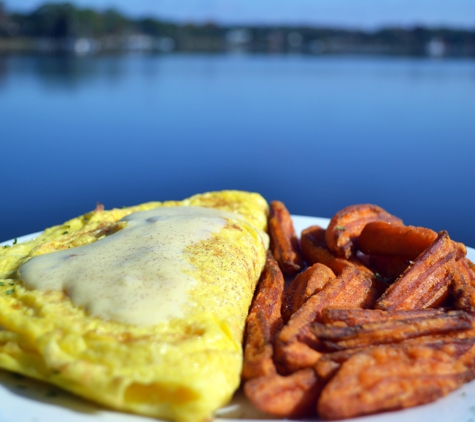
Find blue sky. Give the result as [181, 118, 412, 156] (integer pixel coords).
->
[5, 0, 475, 29]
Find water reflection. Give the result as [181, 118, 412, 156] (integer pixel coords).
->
[2, 53, 473, 90]
[1, 54, 475, 247]
[0, 56, 6, 87]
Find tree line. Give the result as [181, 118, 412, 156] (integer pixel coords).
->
[0, 2, 474, 56]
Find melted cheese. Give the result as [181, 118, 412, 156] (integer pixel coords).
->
[19, 206, 236, 327]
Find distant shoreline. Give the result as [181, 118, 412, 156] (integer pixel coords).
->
[1, 35, 474, 58]
[1, 3, 474, 57]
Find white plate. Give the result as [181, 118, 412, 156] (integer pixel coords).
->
[1, 215, 475, 422]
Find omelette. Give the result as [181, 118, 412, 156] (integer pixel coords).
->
[0, 190, 269, 422]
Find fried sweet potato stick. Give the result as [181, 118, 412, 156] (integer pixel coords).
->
[358, 221, 467, 261]
[295, 235, 387, 302]
[317, 344, 471, 420]
[314, 337, 475, 383]
[242, 310, 276, 380]
[365, 277, 390, 308]
[244, 368, 322, 418]
[313, 336, 475, 402]
[312, 310, 473, 351]
[376, 231, 456, 311]
[402, 333, 475, 352]
[454, 338, 475, 375]
[362, 253, 411, 284]
[359, 221, 437, 259]
[325, 204, 402, 259]
[314, 349, 357, 383]
[400, 314, 475, 343]
[268, 200, 304, 275]
[242, 252, 284, 380]
[451, 260, 475, 314]
[282, 263, 336, 322]
[274, 266, 374, 373]
[300, 226, 373, 276]
[321, 307, 445, 326]
[458, 257, 475, 287]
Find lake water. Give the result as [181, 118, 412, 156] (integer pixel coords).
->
[1, 53, 475, 246]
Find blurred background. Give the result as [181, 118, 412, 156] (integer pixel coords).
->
[1, 0, 475, 246]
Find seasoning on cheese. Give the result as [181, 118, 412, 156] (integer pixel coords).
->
[19, 206, 236, 326]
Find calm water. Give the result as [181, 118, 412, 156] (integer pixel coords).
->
[1, 54, 475, 246]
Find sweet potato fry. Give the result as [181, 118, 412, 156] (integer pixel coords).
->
[268, 201, 304, 275]
[274, 266, 374, 373]
[244, 201, 475, 419]
[242, 252, 284, 380]
[300, 226, 373, 276]
[401, 315, 475, 343]
[247, 252, 285, 334]
[458, 257, 475, 288]
[361, 253, 411, 284]
[317, 344, 471, 420]
[402, 334, 475, 352]
[315, 337, 475, 383]
[454, 340, 475, 376]
[312, 310, 473, 351]
[282, 263, 336, 322]
[363, 277, 389, 309]
[358, 221, 467, 261]
[314, 349, 357, 383]
[244, 368, 322, 418]
[325, 204, 402, 259]
[451, 260, 475, 314]
[242, 310, 276, 380]
[321, 307, 445, 326]
[376, 231, 456, 311]
[359, 221, 438, 259]
[454, 242, 468, 261]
